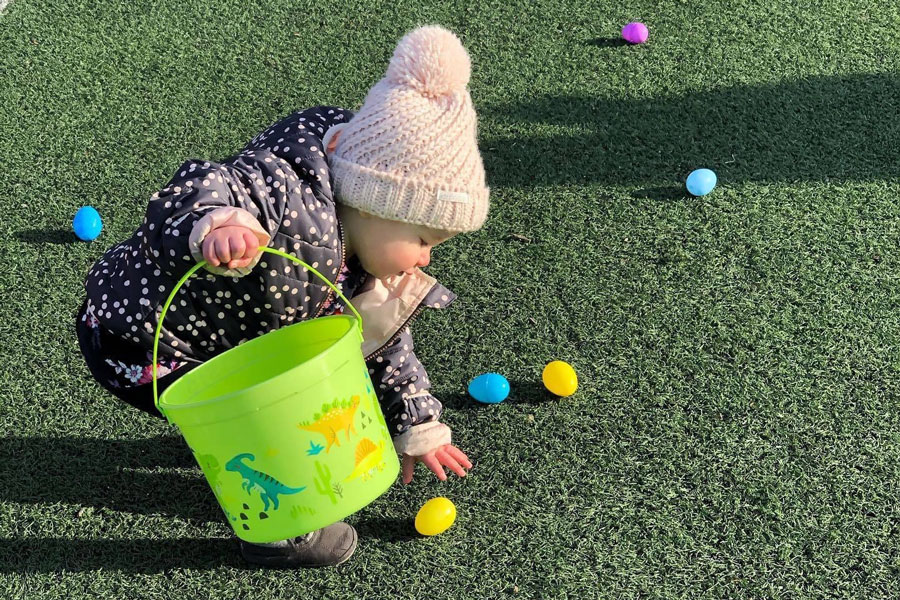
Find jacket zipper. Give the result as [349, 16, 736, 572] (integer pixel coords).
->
[318, 217, 428, 362]
[363, 304, 426, 361]
[312, 218, 346, 319]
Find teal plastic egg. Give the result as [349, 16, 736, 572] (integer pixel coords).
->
[73, 206, 103, 241]
[467, 373, 510, 404]
[686, 169, 717, 196]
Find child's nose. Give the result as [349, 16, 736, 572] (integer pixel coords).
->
[418, 249, 431, 268]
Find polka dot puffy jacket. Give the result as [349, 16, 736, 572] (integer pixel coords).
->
[80, 106, 457, 439]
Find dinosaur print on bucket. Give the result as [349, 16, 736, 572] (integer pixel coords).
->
[344, 438, 387, 483]
[225, 453, 306, 511]
[296, 396, 360, 452]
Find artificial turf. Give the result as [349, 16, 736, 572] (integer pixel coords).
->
[1, 0, 899, 597]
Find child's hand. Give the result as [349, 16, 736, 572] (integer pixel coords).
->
[201, 225, 262, 270]
[401, 443, 472, 484]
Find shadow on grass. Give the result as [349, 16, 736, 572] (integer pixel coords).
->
[0, 435, 222, 524]
[0, 436, 420, 572]
[353, 516, 418, 543]
[586, 36, 629, 48]
[15, 228, 79, 244]
[0, 436, 256, 571]
[479, 72, 900, 189]
[0, 537, 248, 573]
[630, 186, 691, 202]
[440, 379, 560, 410]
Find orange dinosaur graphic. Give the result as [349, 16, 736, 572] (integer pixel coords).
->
[297, 396, 360, 452]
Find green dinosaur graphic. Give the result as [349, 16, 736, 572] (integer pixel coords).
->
[196, 452, 238, 522]
[196, 453, 223, 493]
[225, 453, 306, 511]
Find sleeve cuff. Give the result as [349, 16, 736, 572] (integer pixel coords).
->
[188, 206, 271, 277]
[392, 421, 451, 456]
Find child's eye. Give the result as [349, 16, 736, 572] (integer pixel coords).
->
[420, 238, 428, 246]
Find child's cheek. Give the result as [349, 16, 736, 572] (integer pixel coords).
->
[362, 253, 391, 279]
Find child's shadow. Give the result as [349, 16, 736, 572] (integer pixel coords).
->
[0, 434, 222, 524]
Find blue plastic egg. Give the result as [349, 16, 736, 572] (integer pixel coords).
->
[686, 168, 717, 196]
[73, 206, 103, 241]
[467, 373, 510, 404]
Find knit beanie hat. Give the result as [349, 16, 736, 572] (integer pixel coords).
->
[323, 25, 490, 233]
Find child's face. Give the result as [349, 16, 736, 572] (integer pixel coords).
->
[327, 127, 456, 281]
[340, 206, 455, 280]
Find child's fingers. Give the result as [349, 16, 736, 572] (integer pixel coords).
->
[228, 233, 247, 262]
[401, 455, 416, 484]
[420, 453, 447, 481]
[224, 230, 263, 269]
[227, 257, 252, 270]
[231, 252, 260, 269]
[435, 448, 467, 478]
[202, 238, 220, 266]
[214, 236, 232, 265]
[242, 231, 261, 258]
[445, 445, 473, 469]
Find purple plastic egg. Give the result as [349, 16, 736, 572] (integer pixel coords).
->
[622, 22, 649, 44]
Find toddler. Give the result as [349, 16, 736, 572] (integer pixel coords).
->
[75, 25, 489, 568]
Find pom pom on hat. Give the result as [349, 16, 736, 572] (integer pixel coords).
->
[386, 25, 471, 99]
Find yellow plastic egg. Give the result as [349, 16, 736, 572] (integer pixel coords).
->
[415, 497, 457, 536]
[542, 360, 578, 396]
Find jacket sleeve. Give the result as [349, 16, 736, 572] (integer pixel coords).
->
[140, 106, 354, 280]
[366, 326, 452, 456]
[138, 153, 290, 279]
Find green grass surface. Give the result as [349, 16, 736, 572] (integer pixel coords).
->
[2, 0, 900, 597]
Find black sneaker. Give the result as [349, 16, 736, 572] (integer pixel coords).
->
[239, 522, 358, 568]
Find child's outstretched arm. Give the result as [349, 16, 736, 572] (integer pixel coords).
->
[367, 326, 472, 484]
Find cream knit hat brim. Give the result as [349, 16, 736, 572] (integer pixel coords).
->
[329, 150, 490, 233]
[325, 25, 490, 233]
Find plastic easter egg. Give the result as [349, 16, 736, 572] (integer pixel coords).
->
[73, 206, 103, 241]
[686, 168, 717, 196]
[622, 22, 649, 44]
[467, 372, 510, 404]
[542, 361, 578, 397]
[415, 497, 457, 536]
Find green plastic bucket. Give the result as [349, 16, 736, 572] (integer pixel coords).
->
[152, 247, 399, 543]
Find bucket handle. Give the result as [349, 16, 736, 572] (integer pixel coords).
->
[152, 246, 364, 416]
